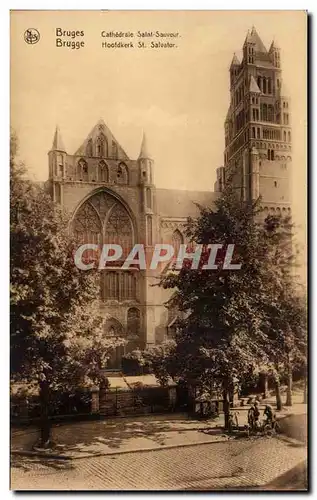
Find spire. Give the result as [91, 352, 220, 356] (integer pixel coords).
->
[51, 125, 66, 152]
[138, 132, 152, 160]
[244, 26, 267, 53]
[269, 39, 280, 53]
[249, 75, 261, 93]
[230, 53, 240, 67]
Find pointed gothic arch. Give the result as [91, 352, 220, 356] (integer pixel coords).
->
[73, 200, 102, 245]
[96, 134, 108, 158]
[104, 317, 125, 369]
[72, 189, 135, 254]
[127, 307, 141, 336]
[99, 160, 109, 182]
[172, 229, 184, 256]
[77, 158, 88, 181]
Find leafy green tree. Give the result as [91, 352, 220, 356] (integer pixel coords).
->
[10, 133, 124, 447]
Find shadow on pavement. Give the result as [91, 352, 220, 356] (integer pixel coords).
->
[12, 415, 217, 457]
[11, 454, 75, 472]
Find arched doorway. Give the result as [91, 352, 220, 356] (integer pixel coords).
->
[104, 317, 125, 370]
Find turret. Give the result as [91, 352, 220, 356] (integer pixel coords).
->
[269, 39, 281, 68]
[48, 125, 67, 180]
[243, 29, 255, 65]
[230, 53, 240, 87]
[138, 132, 153, 186]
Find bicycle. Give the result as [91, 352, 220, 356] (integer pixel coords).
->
[228, 410, 239, 433]
[262, 419, 280, 437]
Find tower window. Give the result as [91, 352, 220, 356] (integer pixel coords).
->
[283, 131, 286, 142]
[274, 181, 278, 187]
[96, 134, 107, 157]
[263, 78, 267, 94]
[268, 149, 275, 161]
[257, 128, 261, 139]
[268, 78, 272, 94]
[252, 127, 256, 138]
[288, 131, 291, 142]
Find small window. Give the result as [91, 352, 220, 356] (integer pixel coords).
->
[263, 78, 267, 94]
[274, 181, 278, 187]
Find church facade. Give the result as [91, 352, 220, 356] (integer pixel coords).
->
[46, 28, 291, 367]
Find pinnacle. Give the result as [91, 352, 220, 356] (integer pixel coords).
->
[51, 125, 66, 152]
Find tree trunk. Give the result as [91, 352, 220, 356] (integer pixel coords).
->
[274, 376, 282, 411]
[262, 372, 269, 399]
[285, 363, 293, 406]
[223, 379, 231, 430]
[39, 379, 51, 447]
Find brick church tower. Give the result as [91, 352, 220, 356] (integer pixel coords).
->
[215, 27, 292, 220]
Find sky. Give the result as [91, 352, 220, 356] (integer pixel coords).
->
[10, 10, 307, 271]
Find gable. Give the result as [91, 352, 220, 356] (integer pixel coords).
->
[74, 119, 130, 160]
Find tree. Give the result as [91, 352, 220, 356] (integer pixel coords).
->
[156, 187, 273, 428]
[263, 286, 307, 409]
[260, 216, 307, 409]
[10, 133, 124, 447]
[157, 183, 306, 427]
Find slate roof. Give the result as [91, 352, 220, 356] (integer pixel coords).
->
[156, 188, 217, 218]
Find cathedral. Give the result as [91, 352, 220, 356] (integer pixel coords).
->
[46, 28, 291, 367]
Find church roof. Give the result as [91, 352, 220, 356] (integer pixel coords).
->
[74, 119, 129, 160]
[138, 132, 152, 160]
[244, 26, 267, 53]
[249, 75, 261, 93]
[51, 126, 66, 152]
[230, 53, 240, 67]
[156, 188, 218, 218]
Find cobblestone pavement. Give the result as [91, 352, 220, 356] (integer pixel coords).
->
[11, 437, 307, 491]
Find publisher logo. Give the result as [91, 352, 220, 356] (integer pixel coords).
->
[24, 29, 40, 45]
